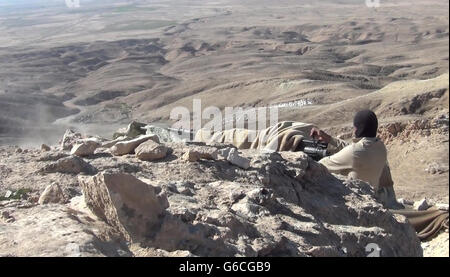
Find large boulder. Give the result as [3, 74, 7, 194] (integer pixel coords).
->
[110, 135, 160, 156]
[78, 172, 169, 241]
[414, 198, 430, 211]
[0, 141, 425, 257]
[135, 140, 169, 161]
[40, 156, 96, 175]
[141, 148, 423, 257]
[70, 138, 101, 157]
[102, 136, 128, 148]
[182, 146, 218, 162]
[38, 183, 66, 205]
[226, 148, 251, 169]
[145, 125, 181, 143]
[113, 121, 148, 139]
[0, 204, 131, 257]
[60, 129, 83, 151]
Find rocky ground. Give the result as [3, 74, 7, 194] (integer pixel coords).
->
[0, 128, 426, 257]
[422, 231, 449, 257]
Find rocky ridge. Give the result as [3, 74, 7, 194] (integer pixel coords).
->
[0, 126, 423, 257]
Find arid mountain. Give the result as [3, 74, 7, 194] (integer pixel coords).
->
[0, 0, 448, 144]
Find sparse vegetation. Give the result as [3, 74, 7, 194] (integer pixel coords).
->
[0, 188, 32, 201]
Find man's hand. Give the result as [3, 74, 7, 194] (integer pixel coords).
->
[310, 127, 332, 143]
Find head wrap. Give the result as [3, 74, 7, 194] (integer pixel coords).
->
[353, 110, 378, 138]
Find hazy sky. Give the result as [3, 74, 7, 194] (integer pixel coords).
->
[0, 0, 114, 7]
[0, 0, 133, 12]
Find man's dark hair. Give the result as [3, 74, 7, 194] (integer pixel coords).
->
[353, 110, 378, 138]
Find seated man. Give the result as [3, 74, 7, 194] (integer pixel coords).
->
[310, 110, 402, 209]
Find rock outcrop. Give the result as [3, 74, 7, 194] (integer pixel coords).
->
[60, 129, 83, 151]
[414, 199, 430, 211]
[0, 130, 425, 257]
[102, 136, 128, 148]
[40, 156, 96, 175]
[70, 138, 101, 157]
[0, 202, 131, 257]
[182, 146, 218, 162]
[226, 148, 251, 169]
[38, 183, 66, 205]
[135, 140, 169, 161]
[111, 135, 160, 156]
[78, 172, 169, 241]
